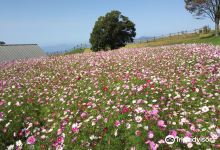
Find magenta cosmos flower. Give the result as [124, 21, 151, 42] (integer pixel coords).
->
[56, 136, 64, 144]
[72, 123, 81, 133]
[27, 136, 36, 145]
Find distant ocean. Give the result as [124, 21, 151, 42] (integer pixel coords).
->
[41, 44, 75, 53]
[41, 43, 90, 53]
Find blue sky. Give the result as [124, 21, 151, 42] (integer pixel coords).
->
[0, 0, 213, 51]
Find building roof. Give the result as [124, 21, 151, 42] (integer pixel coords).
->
[0, 44, 47, 63]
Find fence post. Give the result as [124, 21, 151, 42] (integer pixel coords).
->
[194, 29, 197, 34]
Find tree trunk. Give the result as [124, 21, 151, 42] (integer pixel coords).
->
[215, 19, 219, 36]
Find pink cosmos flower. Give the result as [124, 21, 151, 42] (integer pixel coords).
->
[182, 136, 192, 144]
[0, 100, 5, 106]
[104, 118, 108, 123]
[191, 79, 196, 86]
[115, 120, 121, 127]
[148, 131, 154, 139]
[160, 96, 165, 100]
[72, 123, 81, 133]
[86, 102, 93, 106]
[135, 130, 141, 136]
[190, 125, 196, 132]
[72, 137, 77, 143]
[169, 130, 177, 137]
[157, 120, 166, 128]
[80, 112, 87, 118]
[0, 80, 6, 89]
[0, 112, 3, 119]
[57, 128, 62, 135]
[137, 99, 142, 104]
[150, 109, 158, 116]
[27, 136, 36, 145]
[196, 119, 204, 123]
[145, 140, 158, 150]
[185, 131, 192, 137]
[177, 129, 186, 132]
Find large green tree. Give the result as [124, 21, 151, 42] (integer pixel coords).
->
[90, 10, 136, 51]
[185, 0, 220, 36]
[0, 41, 5, 45]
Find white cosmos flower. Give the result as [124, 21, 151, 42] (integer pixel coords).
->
[216, 128, 220, 137]
[41, 135, 46, 139]
[7, 145, 14, 150]
[135, 107, 144, 113]
[135, 116, 143, 123]
[172, 122, 176, 125]
[90, 135, 98, 140]
[187, 143, 193, 148]
[130, 147, 136, 150]
[16, 140, 23, 147]
[72, 122, 81, 128]
[96, 114, 102, 120]
[132, 100, 136, 104]
[186, 94, 190, 98]
[210, 132, 218, 140]
[144, 126, 149, 131]
[152, 99, 157, 103]
[182, 136, 191, 144]
[137, 124, 142, 128]
[114, 129, 118, 137]
[180, 118, 188, 124]
[126, 123, 131, 129]
[201, 106, 209, 113]
[92, 121, 96, 126]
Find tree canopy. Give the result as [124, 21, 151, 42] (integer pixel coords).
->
[0, 41, 5, 45]
[185, 0, 220, 36]
[90, 10, 136, 52]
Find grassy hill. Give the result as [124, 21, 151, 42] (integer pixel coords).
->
[65, 32, 219, 54]
[127, 32, 220, 48]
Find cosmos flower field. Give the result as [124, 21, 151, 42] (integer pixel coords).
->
[0, 44, 219, 150]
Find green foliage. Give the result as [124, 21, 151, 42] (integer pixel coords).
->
[195, 36, 220, 45]
[199, 33, 214, 39]
[65, 48, 85, 55]
[0, 41, 6, 45]
[90, 10, 136, 52]
[202, 26, 211, 34]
